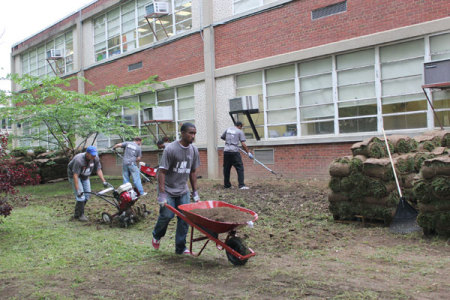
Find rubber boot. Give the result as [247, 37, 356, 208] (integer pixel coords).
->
[78, 201, 88, 222]
[74, 201, 83, 219]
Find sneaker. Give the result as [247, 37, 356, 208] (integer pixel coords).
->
[140, 192, 148, 197]
[152, 237, 160, 250]
[239, 186, 250, 190]
[183, 249, 192, 255]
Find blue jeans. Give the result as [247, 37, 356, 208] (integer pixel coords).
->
[152, 192, 190, 254]
[122, 163, 144, 194]
[69, 176, 91, 202]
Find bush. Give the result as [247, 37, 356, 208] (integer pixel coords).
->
[0, 133, 40, 221]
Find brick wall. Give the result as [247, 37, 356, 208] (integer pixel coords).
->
[84, 34, 204, 92]
[214, 0, 450, 68]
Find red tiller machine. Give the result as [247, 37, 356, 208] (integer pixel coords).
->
[165, 200, 258, 266]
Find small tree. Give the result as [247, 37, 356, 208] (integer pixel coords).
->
[0, 74, 163, 158]
[0, 133, 40, 222]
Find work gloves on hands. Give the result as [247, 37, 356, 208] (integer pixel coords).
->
[248, 152, 254, 159]
[103, 181, 109, 188]
[77, 191, 84, 198]
[192, 191, 200, 202]
[157, 192, 167, 207]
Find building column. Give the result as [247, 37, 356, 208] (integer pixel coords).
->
[76, 10, 85, 94]
[202, 0, 219, 179]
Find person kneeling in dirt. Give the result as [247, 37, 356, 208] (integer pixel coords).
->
[67, 146, 108, 222]
[151, 122, 200, 255]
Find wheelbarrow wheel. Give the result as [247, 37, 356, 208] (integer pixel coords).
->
[225, 237, 249, 266]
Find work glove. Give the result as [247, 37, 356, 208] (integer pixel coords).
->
[103, 181, 109, 188]
[157, 192, 167, 207]
[192, 191, 200, 202]
[248, 152, 254, 159]
[139, 162, 146, 167]
[77, 191, 84, 198]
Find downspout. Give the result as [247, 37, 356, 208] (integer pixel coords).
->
[77, 8, 85, 94]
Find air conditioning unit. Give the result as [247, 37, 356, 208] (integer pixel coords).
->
[123, 115, 137, 126]
[46, 49, 63, 59]
[145, 1, 170, 17]
[152, 106, 173, 121]
[229, 95, 260, 114]
[424, 59, 450, 87]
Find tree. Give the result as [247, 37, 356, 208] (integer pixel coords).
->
[0, 133, 40, 222]
[0, 74, 163, 158]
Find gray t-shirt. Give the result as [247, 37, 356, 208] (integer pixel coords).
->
[159, 141, 200, 197]
[121, 141, 142, 165]
[221, 126, 246, 152]
[67, 153, 102, 180]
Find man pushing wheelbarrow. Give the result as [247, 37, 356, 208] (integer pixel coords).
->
[151, 123, 257, 265]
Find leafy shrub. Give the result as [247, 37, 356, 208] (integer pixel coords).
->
[10, 147, 28, 157]
[0, 133, 40, 222]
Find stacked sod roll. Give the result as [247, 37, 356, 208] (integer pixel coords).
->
[328, 130, 450, 233]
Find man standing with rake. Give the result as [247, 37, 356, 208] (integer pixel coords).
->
[221, 121, 253, 190]
[151, 122, 200, 255]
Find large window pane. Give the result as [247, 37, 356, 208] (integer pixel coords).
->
[384, 113, 427, 130]
[339, 117, 377, 133]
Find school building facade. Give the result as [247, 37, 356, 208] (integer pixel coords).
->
[10, 0, 450, 180]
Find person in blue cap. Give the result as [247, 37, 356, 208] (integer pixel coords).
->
[67, 146, 108, 221]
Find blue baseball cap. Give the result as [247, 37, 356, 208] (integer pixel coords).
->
[86, 146, 98, 156]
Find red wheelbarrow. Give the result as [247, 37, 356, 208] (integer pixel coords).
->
[164, 201, 258, 266]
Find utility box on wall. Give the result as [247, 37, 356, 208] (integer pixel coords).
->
[424, 59, 450, 86]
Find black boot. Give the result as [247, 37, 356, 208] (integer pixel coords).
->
[74, 201, 83, 219]
[78, 201, 88, 222]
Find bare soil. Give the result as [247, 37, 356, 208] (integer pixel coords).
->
[2, 178, 450, 299]
[190, 207, 254, 223]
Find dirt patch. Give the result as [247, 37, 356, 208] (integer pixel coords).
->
[2, 178, 450, 299]
[190, 207, 254, 223]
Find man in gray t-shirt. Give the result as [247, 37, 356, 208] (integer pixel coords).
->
[221, 121, 253, 189]
[112, 137, 145, 196]
[152, 122, 200, 255]
[67, 146, 108, 221]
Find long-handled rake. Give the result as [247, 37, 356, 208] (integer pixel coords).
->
[238, 148, 282, 178]
[382, 128, 421, 234]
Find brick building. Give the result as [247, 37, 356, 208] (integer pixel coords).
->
[10, 0, 450, 180]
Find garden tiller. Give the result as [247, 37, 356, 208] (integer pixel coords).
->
[86, 182, 151, 227]
[165, 200, 258, 266]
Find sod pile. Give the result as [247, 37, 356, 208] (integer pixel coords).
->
[414, 155, 450, 236]
[329, 130, 450, 234]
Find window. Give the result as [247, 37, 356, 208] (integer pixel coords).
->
[254, 148, 274, 164]
[233, 0, 275, 15]
[337, 49, 377, 133]
[21, 30, 74, 76]
[236, 71, 264, 139]
[380, 39, 426, 130]
[97, 84, 196, 150]
[430, 33, 450, 127]
[299, 57, 334, 135]
[311, 1, 347, 20]
[95, 0, 192, 62]
[235, 34, 450, 140]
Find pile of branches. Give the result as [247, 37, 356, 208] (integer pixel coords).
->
[328, 130, 450, 231]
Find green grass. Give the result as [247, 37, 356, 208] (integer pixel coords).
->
[0, 205, 155, 278]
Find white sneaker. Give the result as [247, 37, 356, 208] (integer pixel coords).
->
[239, 186, 250, 190]
[141, 192, 148, 197]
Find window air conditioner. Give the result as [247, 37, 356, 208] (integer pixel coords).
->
[229, 95, 260, 114]
[145, 1, 170, 17]
[152, 106, 173, 121]
[424, 59, 450, 87]
[46, 49, 63, 59]
[123, 115, 138, 126]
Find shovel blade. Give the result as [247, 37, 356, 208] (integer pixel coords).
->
[389, 197, 421, 234]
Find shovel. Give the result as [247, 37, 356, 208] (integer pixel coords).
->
[238, 148, 281, 178]
[382, 129, 421, 234]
